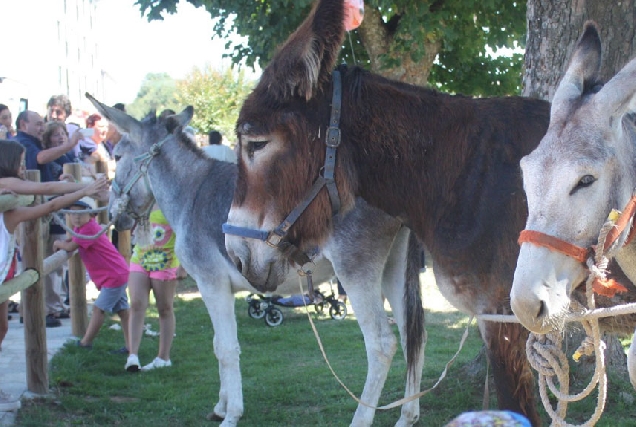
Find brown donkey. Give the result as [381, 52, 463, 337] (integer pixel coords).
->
[224, 0, 550, 425]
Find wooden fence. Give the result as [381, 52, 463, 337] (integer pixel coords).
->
[0, 162, 129, 395]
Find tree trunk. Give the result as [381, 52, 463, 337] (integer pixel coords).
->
[357, 5, 441, 87]
[522, 0, 636, 100]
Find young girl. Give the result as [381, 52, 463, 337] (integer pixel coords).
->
[125, 205, 180, 372]
[53, 199, 130, 351]
[0, 139, 107, 351]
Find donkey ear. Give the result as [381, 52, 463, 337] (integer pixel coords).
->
[86, 93, 140, 134]
[594, 54, 636, 120]
[258, 0, 345, 102]
[550, 21, 602, 123]
[165, 106, 193, 134]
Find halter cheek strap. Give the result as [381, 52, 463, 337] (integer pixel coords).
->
[111, 134, 171, 221]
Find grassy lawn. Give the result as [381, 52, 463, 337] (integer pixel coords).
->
[15, 274, 636, 426]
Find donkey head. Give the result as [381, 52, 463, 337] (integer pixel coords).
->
[225, 0, 356, 288]
[86, 94, 193, 230]
[511, 22, 636, 333]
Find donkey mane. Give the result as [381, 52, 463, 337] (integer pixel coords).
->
[173, 127, 209, 160]
[135, 112, 210, 161]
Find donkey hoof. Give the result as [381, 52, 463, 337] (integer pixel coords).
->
[207, 411, 225, 421]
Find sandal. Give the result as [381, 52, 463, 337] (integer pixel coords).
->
[7, 301, 19, 313]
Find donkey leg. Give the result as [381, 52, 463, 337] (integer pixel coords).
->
[195, 272, 243, 427]
[381, 228, 425, 427]
[628, 328, 636, 390]
[341, 276, 398, 427]
[480, 320, 540, 426]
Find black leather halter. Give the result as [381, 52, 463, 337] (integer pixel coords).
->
[222, 70, 343, 273]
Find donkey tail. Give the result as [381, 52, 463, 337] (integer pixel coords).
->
[405, 229, 426, 377]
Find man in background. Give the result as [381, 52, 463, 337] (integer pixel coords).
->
[201, 130, 237, 164]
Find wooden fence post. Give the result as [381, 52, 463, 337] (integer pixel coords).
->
[94, 161, 110, 226]
[21, 170, 48, 394]
[63, 163, 89, 337]
[117, 230, 132, 263]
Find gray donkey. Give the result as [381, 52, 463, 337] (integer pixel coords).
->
[88, 95, 426, 427]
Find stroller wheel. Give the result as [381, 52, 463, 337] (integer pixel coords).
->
[314, 302, 325, 313]
[329, 301, 347, 320]
[248, 303, 266, 319]
[265, 307, 284, 327]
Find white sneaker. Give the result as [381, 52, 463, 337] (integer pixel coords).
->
[125, 354, 141, 372]
[0, 390, 20, 412]
[141, 357, 172, 371]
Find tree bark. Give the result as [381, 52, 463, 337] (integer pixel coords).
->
[523, 0, 636, 100]
[357, 5, 441, 87]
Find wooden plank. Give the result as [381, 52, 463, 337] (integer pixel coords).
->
[0, 194, 34, 212]
[42, 249, 75, 277]
[0, 270, 39, 303]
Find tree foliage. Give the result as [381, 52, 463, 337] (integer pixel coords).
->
[126, 72, 180, 119]
[175, 66, 254, 141]
[135, 0, 526, 95]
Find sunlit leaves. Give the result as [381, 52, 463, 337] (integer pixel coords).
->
[134, 0, 527, 96]
[175, 66, 254, 141]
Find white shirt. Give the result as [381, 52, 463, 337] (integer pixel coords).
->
[201, 144, 238, 164]
[0, 213, 15, 283]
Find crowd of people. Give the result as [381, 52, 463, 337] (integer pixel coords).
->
[0, 95, 238, 377]
[1, 95, 122, 331]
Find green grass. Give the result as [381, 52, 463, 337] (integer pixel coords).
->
[15, 278, 636, 426]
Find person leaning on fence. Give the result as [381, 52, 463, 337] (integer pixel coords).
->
[14, 110, 81, 327]
[125, 205, 180, 372]
[53, 198, 130, 352]
[0, 139, 107, 351]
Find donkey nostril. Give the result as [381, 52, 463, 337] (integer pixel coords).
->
[537, 300, 546, 319]
[236, 259, 243, 273]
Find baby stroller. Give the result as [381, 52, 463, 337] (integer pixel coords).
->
[246, 285, 347, 327]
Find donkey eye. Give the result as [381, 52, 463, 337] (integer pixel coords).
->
[570, 174, 596, 195]
[247, 140, 269, 158]
[578, 175, 596, 187]
[249, 140, 268, 152]
[114, 155, 121, 162]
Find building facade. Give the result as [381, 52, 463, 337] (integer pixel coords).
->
[0, 0, 107, 121]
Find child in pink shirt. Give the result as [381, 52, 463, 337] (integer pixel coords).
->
[54, 199, 130, 350]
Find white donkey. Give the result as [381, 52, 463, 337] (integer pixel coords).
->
[510, 22, 636, 388]
[87, 95, 426, 427]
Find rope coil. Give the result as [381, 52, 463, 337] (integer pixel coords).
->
[525, 215, 621, 427]
[47, 195, 129, 240]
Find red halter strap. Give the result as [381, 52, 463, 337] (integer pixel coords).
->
[518, 230, 591, 263]
[519, 194, 636, 263]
